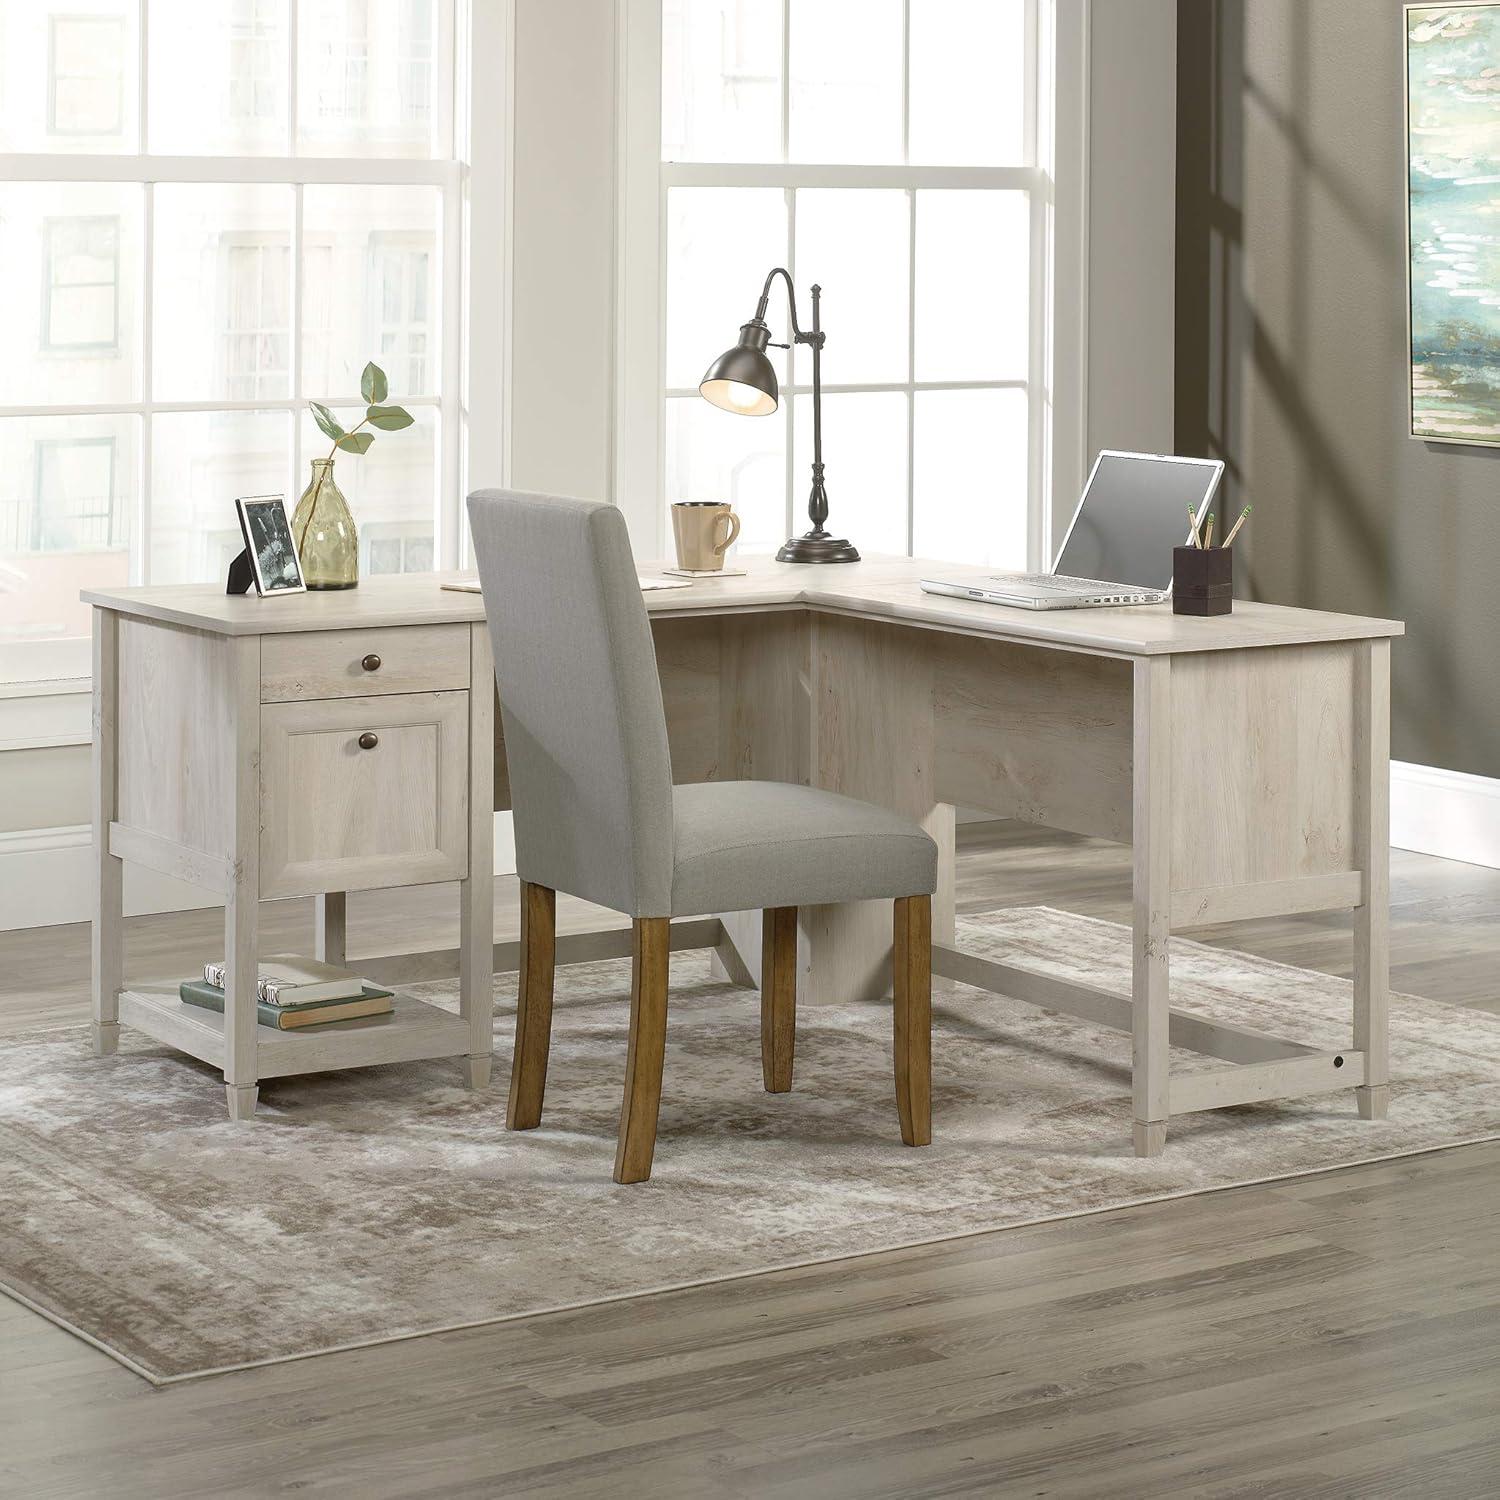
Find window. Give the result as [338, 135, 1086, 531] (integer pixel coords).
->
[625, 0, 1070, 569]
[43, 216, 121, 351]
[49, 15, 127, 138]
[1, 0, 482, 682]
[34, 437, 119, 552]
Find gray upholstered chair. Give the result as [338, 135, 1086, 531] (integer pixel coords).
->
[467, 489, 938, 1183]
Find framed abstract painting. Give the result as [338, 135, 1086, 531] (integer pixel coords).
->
[1407, 3, 1500, 445]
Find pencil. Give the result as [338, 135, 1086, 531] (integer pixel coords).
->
[1202, 513, 1215, 548]
[1187, 504, 1202, 548]
[1221, 504, 1252, 549]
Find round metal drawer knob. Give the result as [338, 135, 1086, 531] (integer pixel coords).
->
[358, 731, 380, 750]
[361, 653, 382, 672]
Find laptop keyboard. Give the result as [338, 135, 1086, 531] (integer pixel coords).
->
[993, 572, 1158, 597]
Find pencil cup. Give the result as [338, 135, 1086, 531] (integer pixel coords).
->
[1172, 546, 1233, 616]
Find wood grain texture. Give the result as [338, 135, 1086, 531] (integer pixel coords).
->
[892, 894, 932, 1148]
[1132, 656, 1172, 1154]
[259, 623, 469, 701]
[117, 616, 237, 859]
[90, 607, 122, 1057]
[1168, 643, 1357, 891]
[222, 635, 261, 1119]
[459, 623, 495, 1083]
[614, 917, 670, 1185]
[760, 906, 797, 1093]
[258, 690, 469, 899]
[1355, 638, 1392, 1121]
[315, 891, 347, 966]
[83, 556, 1404, 655]
[507, 882, 556, 1131]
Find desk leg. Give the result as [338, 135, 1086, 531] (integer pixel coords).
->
[224, 637, 261, 1121]
[1132, 657, 1172, 1157]
[315, 892, 347, 966]
[461, 623, 496, 1090]
[1354, 639, 1391, 1121]
[91, 609, 122, 1057]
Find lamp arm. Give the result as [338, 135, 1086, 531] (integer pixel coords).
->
[753, 266, 823, 347]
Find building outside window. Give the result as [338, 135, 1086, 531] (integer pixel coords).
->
[43, 216, 121, 352]
[33, 436, 119, 553]
[48, 15, 126, 138]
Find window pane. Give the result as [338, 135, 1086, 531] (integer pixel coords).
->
[913, 388, 1027, 567]
[788, 0, 902, 164]
[148, 0, 290, 154]
[661, 0, 781, 163]
[303, 185, 441, 400]
[909, 0, 1026, 166]
[794, 189, 908, 385]
[298, 0, 445, 158]
[666, 397, 786, 556]
[150, 411, 291, 584]
[0, 183, 142, 406]
[0, 0, 140, 153]
[915, 191, 1029, 381]
[793, 392, 907, 555]
[666, 187, 788, 390]
[0, 415, 136, 646]
[298, 404, 437, 574]
[153, 185, 294, 403]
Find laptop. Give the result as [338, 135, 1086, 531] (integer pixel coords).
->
[920, 450, 1225, 610]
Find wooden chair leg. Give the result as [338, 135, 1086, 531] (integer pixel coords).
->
[614, 916, 670, 1184]
[760, 906, 798, 1092]
[893, 894, 932, 1147]
[506, 882, 556, 1130]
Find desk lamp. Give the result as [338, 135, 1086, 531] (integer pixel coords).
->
[698, 267, 858, 563]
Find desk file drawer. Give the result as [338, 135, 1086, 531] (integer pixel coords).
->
[260, 624, 470, 702]
[259, 690, 469, 899]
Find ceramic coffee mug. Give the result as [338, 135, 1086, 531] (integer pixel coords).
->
[671, 501, 742, 571]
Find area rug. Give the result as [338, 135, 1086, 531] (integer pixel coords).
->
[4, 907, 1500, 1384]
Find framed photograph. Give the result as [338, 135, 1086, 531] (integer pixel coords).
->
[235, 495, 305, 596]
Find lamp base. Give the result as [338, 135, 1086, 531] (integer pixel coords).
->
[776, 530, 860, 564]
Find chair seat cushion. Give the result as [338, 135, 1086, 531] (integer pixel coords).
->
[669, 781, 938, 917]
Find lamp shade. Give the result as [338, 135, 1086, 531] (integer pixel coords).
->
[699, 324, 779, 416]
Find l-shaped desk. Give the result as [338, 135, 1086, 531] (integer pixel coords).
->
[86, 556, 1403, 1155]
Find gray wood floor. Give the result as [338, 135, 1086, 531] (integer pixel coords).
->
[3, 822, 1499, 1498]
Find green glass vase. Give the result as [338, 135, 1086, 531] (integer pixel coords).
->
[291, 458, 358, 589]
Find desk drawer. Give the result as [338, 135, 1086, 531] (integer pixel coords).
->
[259, 690, 469, 899]
[261, 625, 469, 702]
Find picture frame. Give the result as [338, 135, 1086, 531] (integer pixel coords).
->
[235, 494, 306, 596]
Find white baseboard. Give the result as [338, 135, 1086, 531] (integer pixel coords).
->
[0, 813, 521, 932]
[1390, 760, 1500, 870]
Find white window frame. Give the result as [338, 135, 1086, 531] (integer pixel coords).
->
[614, 0, 1089, 565]
[1, 0, 512, 691]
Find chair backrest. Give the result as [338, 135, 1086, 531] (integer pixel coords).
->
[466, 489, 675, 917]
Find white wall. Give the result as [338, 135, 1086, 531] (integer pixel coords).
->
[506, 0, 618, 503]
[1080, 0, 1178, 533]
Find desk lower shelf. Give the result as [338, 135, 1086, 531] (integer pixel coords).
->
[118, 984, 473, 1079]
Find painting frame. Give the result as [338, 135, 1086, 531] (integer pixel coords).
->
[235, 494, 306, 597]
[1406, 2, 1500, 447]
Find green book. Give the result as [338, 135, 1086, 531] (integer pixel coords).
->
[179, 979, 395, 1031]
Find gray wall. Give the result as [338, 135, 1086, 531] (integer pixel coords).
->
[1177, 0, 1500, 778]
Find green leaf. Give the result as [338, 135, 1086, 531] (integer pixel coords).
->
[360, 362, 388, 404]
[365, 404, 414, 431]
[335, 431, 374, 455]
[310, 402, 345, 441]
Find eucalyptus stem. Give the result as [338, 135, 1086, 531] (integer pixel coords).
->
[294, 417, 370, 554]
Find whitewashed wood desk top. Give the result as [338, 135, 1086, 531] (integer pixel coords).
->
[85, 555, 1404, 656]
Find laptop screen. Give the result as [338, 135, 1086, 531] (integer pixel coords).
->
[1054, 453, 1222, 589]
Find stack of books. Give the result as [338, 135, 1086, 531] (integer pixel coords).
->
[180, 954, 395, 1031]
